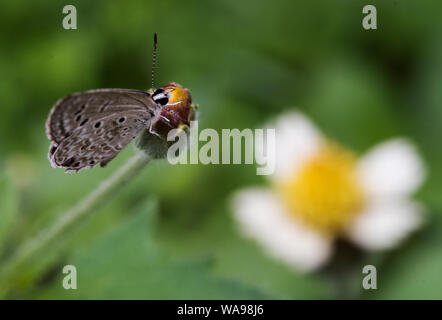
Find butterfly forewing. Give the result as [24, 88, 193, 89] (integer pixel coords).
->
[46, 89, 156, 143]
[47, 89, 159, 172]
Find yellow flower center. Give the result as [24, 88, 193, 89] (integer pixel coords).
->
[278, 142, 364, 234]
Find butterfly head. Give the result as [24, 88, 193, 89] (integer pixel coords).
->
[150, 83, 195, 137]
[152, 83, 192, 106]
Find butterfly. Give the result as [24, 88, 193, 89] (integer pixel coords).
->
[45, 34, 193, 173]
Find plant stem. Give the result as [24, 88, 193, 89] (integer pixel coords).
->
[0, 151, 152, 294]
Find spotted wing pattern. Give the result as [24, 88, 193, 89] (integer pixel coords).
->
[46, 89, 157, 144]
[46, 89, 158, 172]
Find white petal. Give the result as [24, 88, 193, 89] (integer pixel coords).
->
[358, 139, 425, 199]
[347, 200, 424, 250]
[231, 188, 332, 271]
[263, 111, 322, 182]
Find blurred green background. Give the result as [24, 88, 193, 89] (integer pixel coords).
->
[1, 0, 442, 299]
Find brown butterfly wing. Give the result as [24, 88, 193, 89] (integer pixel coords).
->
[50, 111, 152, 172]
[46, 89, 160, 172]
[46, 89, 157, 144]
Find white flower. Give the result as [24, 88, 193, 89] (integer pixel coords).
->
[232, 111, 426, 272]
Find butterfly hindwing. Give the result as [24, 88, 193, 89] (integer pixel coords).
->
[49, 111, 153, 172]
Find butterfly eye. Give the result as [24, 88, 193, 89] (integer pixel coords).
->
[152, 89, 169, 106]
[156, 97, 169, 105]
[153, 88, 164, 96]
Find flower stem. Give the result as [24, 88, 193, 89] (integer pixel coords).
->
[0, 151, 152, 295]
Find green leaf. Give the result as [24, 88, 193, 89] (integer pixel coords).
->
[155, 204, 332, 299]
[36, 200, 268, 299]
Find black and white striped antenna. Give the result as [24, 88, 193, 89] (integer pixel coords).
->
[151, 32, 158, 90]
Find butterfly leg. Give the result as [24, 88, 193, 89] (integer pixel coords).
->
[160, 115, 174, 128]
[148, 123, 162, 138]
[147, 111, 176, 138]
